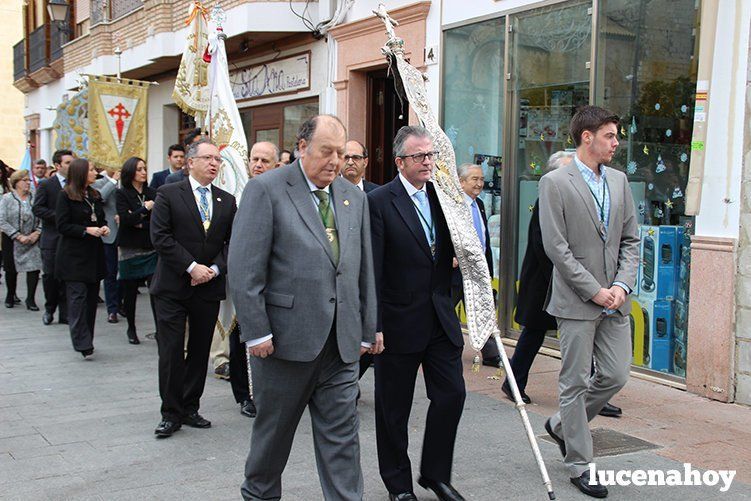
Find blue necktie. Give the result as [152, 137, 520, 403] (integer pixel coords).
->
[471, 200, 486, 250]
[413, 190, 433, 245]
[197, 186, 210, 226]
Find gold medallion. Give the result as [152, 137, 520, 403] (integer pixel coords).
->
[325, 228, 336, 242]
[203, 220, 211, 231]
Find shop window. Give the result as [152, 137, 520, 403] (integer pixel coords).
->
[596, 0, 699, 378]
[442, 17, 505, 280]
[240, 98, 319, 157]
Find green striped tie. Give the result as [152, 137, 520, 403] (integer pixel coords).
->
[314, 190, 339, 264]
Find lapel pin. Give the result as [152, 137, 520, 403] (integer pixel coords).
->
[343, 200, 350, 206]
[216, 197, 222, 202]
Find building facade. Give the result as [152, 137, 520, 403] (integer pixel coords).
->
[13, 0, 751, 404]
[2, 0, 26, 167]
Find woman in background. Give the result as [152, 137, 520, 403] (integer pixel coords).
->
[116, 157, 157, 345]
[0, 160, 20, 307]
[0, 170, 42, 310]
[55, 159, 108, 358]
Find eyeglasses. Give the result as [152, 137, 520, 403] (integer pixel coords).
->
[195, 154, 223, 164]
[399, 151, 439, 163]
[344, 155, 367, 162]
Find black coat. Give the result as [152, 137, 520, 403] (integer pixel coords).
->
[116, 185, 157, 250]
[514, 200, 557, 330]
[149, 169, 170, 191]
[368, 177, 462, 354]
[54, 188, 107, 283]
[149, 178, 236, 301]
[32, 175, 64, 250]
[451, 196, 493, 287]
[363, 179, 380, 193]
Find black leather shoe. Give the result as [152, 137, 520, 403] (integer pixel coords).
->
[5, 300, 13, 308]
[107, 313, 119, 323]
[417, 477, 465, 501]
[127, 328, 140, 345]
[80, 348, 94, 359]
[571, 470, 608, 498]
[240, 399, 257, 418]
[389, 493, 417, 501]
[482, 356, 501, 368]
[59, 316, 68, 325]
[43, 312, 53, 325]
[598, 402, 622, 418]
[545, 418, 566, 457]
[13, 295, 21, 304]
[182, 412, 211, 428]
[26, 301, 39, 311]
[154, 420, 181, 438]
[501, 380, 531, 404]
[214, 362, 230, 380]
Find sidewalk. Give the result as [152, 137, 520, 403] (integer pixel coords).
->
[1, 286, 751, 500]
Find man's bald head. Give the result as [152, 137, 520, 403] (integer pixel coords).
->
[297, 115, 347, 188]
[249, 141, 280, 177]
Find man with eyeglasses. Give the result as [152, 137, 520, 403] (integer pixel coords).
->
[342, 140, 380, 193]
[149, 139, 237, 439]
[368, 125, 467, 501]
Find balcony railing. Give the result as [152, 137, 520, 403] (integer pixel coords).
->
[91, 0, 143, 25]
[13, 40, 25, 80]
[50, 21, 70, 61]
[28, 25, 47, 73]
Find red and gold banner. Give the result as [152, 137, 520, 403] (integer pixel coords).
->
[87, 75, 149, 169]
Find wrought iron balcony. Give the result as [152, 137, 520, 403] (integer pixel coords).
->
[91, 0, 143, 25]
[13, 40, 25, 81]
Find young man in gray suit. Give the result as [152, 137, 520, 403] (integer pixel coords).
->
[538, 106, 640, 498]
[229, 115, 381, 501]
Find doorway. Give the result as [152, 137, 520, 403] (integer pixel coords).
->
[366, 69, 408, 185]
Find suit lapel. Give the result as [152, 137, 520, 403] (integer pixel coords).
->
[566, 163, 603, 236]
[605, 169, 621, 244]
[391, 177, 432, 260]
[178, 180, 206, 234]
[331, 179, 350, 262]
[286, 163, 336, 266]
[205, 186, 224, 238]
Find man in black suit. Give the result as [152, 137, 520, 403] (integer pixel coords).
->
[343, 140, 379, 193]
[149, 144, 185, 190]
[369, 126, 466, 501]
[342, 139, 381, 383]
[149, 139, 237, 438]
[32, 149, 73, 325]
[450, 163, 501, 368]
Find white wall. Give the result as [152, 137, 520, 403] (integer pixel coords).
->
[694, 0, 751, 239]
[146, 78, 179, 177]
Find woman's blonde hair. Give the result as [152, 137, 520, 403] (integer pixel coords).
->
[9, 169, 29, 189]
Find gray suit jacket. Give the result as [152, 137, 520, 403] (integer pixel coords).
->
[538, 161, 640, 320]
[92, 176, 118, 244]
[228, 160, 377, 364]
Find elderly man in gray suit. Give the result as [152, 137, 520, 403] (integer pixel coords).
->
[229, 114, 381, 501]
[539, 106, 639, 498]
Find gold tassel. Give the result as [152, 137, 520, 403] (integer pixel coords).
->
[471, 354, 481, 373]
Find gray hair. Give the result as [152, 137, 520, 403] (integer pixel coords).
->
[393, 125, 432, 158]
[296, 115, 346, 144]
[457, 163, 483, 180]
[545, 151, 574, 174]
[186, 138, 213, 159]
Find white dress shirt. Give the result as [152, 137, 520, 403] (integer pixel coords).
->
[247, 162, 371, 349]
[56, 172, 66, 187]
[185, 175, 220, 277]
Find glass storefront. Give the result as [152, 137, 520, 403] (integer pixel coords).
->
[239, 98, 319, 154]
[441, 0, 700, 379]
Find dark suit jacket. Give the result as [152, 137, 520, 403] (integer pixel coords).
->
[164, 170, 188, 186]
[149, 178, 236, 301]
[451, 196, 493, 288]
[54, 188, 107, 283]
[515, 200, 557, 330]
[368, 176, 462, 354]
[363, 179, 380, 193]
[149, 169, 172, 191]
[32, 175, 64, 250]
[116, 185, 157, 250]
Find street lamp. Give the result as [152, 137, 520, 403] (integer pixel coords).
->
[46, 0, 69, 23]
